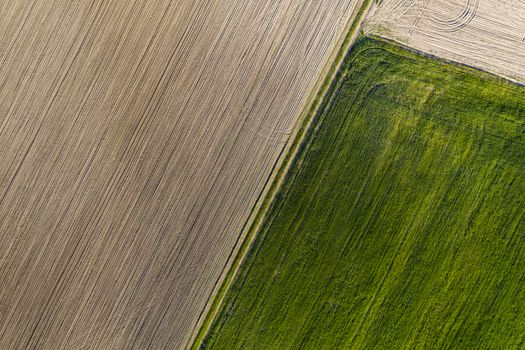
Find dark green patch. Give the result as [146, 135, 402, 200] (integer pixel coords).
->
[202, 38, 525, 350]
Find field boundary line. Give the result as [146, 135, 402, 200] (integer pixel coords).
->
[186, 0, 375, 348]
[367, 34, 525, 88]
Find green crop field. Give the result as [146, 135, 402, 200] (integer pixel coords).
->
[200, 37, 525, 349]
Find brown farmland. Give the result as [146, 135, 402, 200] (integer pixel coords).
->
[0, 0, 362, 348]
[365, 0, 525, 83]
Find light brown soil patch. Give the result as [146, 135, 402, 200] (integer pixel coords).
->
[0, 0, 360, 348]
[365, 0, 525, 83]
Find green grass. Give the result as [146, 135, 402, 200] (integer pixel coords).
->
[201, 37, 525, 349]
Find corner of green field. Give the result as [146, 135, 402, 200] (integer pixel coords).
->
[195, 28, 525, 349]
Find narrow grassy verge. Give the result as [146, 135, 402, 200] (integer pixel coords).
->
[188, 1, 374, 348]
[200, 37, 525, 349]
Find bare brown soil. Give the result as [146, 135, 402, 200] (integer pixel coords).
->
[0, 0, 360, 348]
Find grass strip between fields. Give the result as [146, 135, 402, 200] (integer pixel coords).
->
[188, 0, 375, 348]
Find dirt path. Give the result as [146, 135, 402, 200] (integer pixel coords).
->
[0, 0, 360, 348]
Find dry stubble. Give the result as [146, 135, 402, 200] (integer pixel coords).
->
[365, 0, 525, 83]
[0, 0, 360, 348]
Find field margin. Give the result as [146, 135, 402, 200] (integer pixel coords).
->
[187, 0, 375, 348]
[367, 34, 525, 88]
